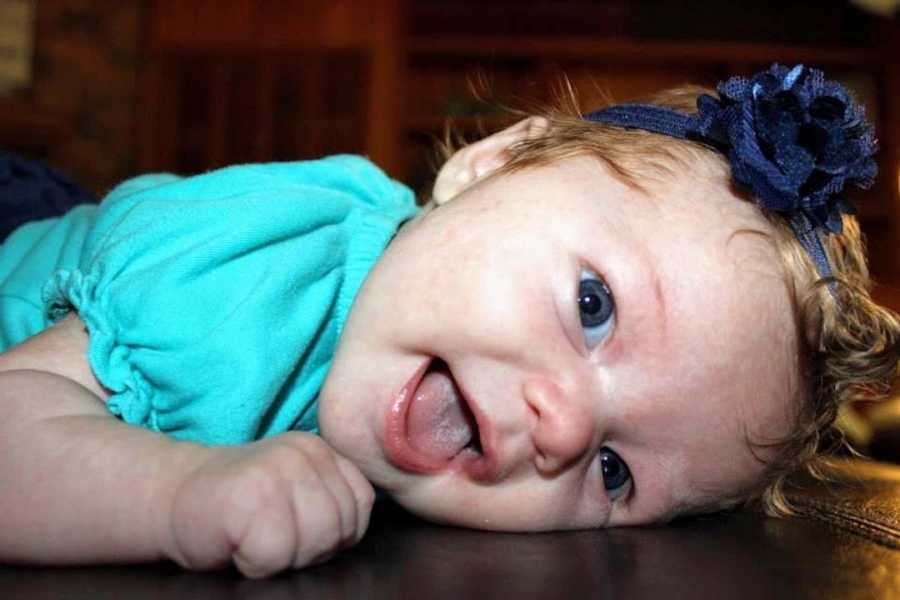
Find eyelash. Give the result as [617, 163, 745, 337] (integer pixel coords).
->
[577, 268, 616, 349]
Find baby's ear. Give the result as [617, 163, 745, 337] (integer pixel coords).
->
[432, 117, 548, 205]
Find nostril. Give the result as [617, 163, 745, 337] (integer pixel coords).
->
[534, 449, 570, 476]
[523, 376, 595, 471]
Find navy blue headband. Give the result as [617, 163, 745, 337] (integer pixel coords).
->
[584, 64, 878, 282]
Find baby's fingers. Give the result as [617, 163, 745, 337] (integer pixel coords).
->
[231, 486, 297, 578]
[308, 453, 359, 549]
[231, 443, 341, 576]
[220, 434, 374, 576]
[333, 454, 375, 545]
[289, 443, 373, 562]
[287, 470, 344, 568]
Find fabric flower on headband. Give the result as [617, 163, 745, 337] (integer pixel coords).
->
[694, 64, 877, 235]
[584, 63, 879, 281]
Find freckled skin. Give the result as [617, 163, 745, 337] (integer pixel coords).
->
[318, 155, 800, 530]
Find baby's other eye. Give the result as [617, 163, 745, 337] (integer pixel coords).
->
[578, 270, 615, 349]
[599, 447, 632, 501]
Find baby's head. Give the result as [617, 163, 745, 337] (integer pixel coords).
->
[319, 65, 900, 529]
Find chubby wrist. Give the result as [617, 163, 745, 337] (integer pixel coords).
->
[148, 439, 217, 565]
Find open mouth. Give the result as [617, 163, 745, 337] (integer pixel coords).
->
[384, 358, 495, 478]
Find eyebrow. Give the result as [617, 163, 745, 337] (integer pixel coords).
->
[649, 265, 668, 339]
[618, 232, 669, 357]
[617, 193, 669, 344]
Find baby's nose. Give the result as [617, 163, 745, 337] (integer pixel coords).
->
[523, 376, 596, 475]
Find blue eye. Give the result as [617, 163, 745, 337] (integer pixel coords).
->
[599, 447, 631, 501]
[578, 270, 615, 348]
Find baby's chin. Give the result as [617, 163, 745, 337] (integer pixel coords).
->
[382, 484, 593, 532]
[391, 498, 543, 532]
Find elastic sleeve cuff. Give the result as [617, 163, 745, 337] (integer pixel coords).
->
[42, 269, 158, 429]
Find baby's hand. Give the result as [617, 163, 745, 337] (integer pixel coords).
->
[164, 432, 374, 577]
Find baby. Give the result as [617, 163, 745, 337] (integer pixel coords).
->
[0, 64, 897, 577]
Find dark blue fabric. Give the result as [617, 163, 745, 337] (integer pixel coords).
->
[585, 104, 695, 139]
[583, 64, 878, 282]
[0, 152, 96, 242]
[789, 214, 835, 287]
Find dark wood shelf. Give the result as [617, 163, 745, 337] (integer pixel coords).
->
[408, 36, 882, 66]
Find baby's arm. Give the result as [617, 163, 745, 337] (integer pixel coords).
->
[0, 315, 374, 577]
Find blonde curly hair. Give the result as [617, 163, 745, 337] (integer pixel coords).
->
[439, 81, 900, 516]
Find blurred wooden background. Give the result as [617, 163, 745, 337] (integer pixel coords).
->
[1, 0, 898, 306]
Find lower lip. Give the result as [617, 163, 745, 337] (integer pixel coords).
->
[383, 359, 498, 480]
[383, 360, 436, 474]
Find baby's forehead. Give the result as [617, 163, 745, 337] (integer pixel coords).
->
[511, 154, 769, 241]
[648, 212, 798, 419]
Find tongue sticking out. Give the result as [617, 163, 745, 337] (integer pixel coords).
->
[407, 363, 477, 462]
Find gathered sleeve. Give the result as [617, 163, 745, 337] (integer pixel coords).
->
[42, 156, 418, 444]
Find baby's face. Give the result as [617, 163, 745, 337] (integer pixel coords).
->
[319, 155, 800, 530]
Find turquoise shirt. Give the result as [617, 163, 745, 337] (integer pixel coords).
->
[0, 156, 419, 444]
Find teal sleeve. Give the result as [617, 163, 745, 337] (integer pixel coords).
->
[42, 156, 419, 444]
[0, 205, 96, 350]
